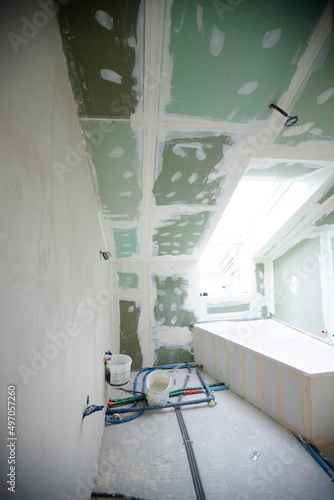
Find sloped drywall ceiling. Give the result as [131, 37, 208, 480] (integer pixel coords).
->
[160, 0, 327, 122]
[57, 0, 334, 365]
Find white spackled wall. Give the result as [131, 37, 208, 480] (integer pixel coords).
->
[0, 2, 112, 499]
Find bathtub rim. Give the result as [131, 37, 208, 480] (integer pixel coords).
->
[192, 317, 334, 378]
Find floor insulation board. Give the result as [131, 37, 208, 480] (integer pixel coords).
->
[93, 367, 334, 499]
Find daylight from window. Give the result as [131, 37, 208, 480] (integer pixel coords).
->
[199, 171, 322, 296]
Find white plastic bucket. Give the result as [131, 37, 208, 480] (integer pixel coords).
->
[106, 354, 132, 386]
[145, 370, 172, 406]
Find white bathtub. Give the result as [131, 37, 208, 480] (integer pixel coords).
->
[193, 318, 334, 446]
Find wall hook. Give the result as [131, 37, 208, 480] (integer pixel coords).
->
[269, 103, 298, 127]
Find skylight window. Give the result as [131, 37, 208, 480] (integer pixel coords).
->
[199, 162, 331, 296]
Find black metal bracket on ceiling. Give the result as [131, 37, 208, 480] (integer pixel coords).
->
[269, 103, 298, 127]
[100, 251, 111, 260]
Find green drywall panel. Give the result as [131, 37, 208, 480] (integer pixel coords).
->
[315, 210, 334, 226]
[153, 274, 197, 328]
[275, 35, 334, 146]
[273, 237, 325, 336]
[153, 135, 233, 205]
[255, 263, 265, 295]
[119, 300, 143, 369]
[207, 302, 250, 314]
[154, 346, 194, 366]
[318, 182, 334, 205]
[58, 0, 142, 118]
[82, 120, 142, 220]
[117, 272, 139, 289]
[163, 0, 327, 122]
[245, 162, 319, 179]
[261, 306, 268, 317]
[113, 228, 139, 258]
[153, 211, 211, 256]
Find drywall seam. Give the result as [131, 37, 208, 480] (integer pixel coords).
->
[276, 365, 284, 423]
[256, 356, 264, 409]
[112, 279, 121, 355]
[264, 258, 275, 316]
[98, 211, 112, 254]
[137, 0, 166, 364]
[319, 231, 334, 338]
[212, 335, 217, 380]
[132, 0, 145, 116]
[153, 328, 193, 343]
[158, 0, 173, 116]
[263, 2, 332, 144]
[56, 8, 86, 117]
[157, 116, 264, 134]
[141, 261, 151, 365]
[55, 25, 103, 213]
[225, 341, 230, 386]
[240, 348, 246, 398]
[202, 332, 206, 367]
[256, 143, 334, 162]
[292, 372, 313, 439]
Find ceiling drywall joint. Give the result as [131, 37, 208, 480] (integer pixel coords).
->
[140, 0, 166, 363]
[260, 2, 333, 145]
[156, 116, 264, 134]
[141, 0, 166, 261]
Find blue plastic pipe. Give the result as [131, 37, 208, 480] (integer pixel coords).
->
[105, 364, 201, 424]
[307, 441, 334, 473]
[293, 433, 334, 481]
[105, 363, 215, 424]
[83, 405, 104, 419]
[196, 365, 214, 398]
[106, 395, 214, 415]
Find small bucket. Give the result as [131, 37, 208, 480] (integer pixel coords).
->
[145, 370, 172, 406]
[106, 354, 132, 386]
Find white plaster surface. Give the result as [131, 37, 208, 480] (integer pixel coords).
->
[0, 2, 112, 499]
[193, 319, 334, 445]
[194, 319, 334, 376]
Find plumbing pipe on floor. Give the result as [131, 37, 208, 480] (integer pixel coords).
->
[293, 433, 334, 481]
[105, 363, 219, 424]
[105, 363, 197, 424]
[106, 395, 215, 416]
[108, 383, 229, 407]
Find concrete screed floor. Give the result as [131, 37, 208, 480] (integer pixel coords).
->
[93, 367, 334, 500]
